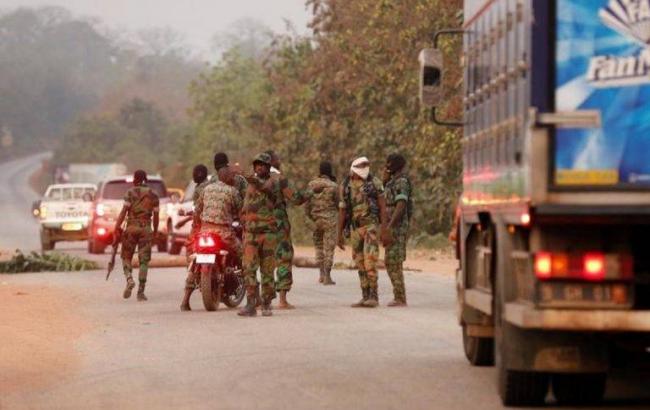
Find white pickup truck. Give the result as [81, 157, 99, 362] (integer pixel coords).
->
[39, 183, 96, 251]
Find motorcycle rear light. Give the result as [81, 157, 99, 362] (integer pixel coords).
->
[197, 234, 219, 250]
[96, 227, 107, 236]
[534, 251, 632, 281]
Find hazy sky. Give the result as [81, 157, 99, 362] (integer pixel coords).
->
[1, 0, 311, 56]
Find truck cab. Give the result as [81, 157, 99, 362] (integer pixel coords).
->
[38, 183, 97, 250]
[421, 0, 650, 406]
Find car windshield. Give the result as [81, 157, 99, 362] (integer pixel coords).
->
[46, 187, 96, 201]
[102, 181, 167, 200]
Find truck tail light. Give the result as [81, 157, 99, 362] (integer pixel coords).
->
[583, 253, 605, 281]
[534, 251, 632, 281]
[534, 252, 552, 279]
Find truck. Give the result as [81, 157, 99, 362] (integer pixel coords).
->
[38, 183, 97, 250]
[420, 0, 650, 406]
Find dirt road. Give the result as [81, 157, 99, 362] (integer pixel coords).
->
[1, 155, 649, 409]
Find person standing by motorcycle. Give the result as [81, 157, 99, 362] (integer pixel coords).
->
[114, 169, 160, 302]
[238, 153, 284, 317]
[180, 165, 243, 311]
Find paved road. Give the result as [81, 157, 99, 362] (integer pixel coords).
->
[1, 154, 649, 409]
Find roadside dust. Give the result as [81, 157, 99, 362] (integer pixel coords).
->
[0, 283, 89, 394]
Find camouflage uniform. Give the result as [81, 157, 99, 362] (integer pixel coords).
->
[121, 185, 159, 288]
[185, 179, 211, 258]
[214, 173, 248, 201]
[384, 172, 412, 303]
[271, 175, 314, 293]
[341, 176, 384, 296]
[241, 176, 282, 304]
[184, 180, 243, 290]
[306, 176, 339, 281]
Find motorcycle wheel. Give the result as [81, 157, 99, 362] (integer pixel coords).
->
[222, 274, 246, 308]
[200, 269, 220, 311]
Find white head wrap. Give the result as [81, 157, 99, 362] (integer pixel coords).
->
[350, 156, 370, 180]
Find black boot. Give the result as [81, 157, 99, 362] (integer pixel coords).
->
[238, 289, 258, 317]
[137, 282, 148, 301]
[351, 288, 369, 307]
[363, 287, 378, 308]
[322, 267, 336, 285]
[261, 296, 273, 317]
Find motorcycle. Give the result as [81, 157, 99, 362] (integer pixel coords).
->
[191, 222, 245, 311]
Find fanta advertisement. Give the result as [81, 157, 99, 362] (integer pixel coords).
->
[556, 0, 650, 187]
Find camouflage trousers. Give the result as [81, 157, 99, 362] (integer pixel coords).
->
[121, 223, 153, 284]
[312, 216, 337, 273]
[243, 231, 279, 302]
[275, 226, 294, 292]
[385, 229, 408, 302]
[184, 225, 242, 290]
[350, 224, 379, 291]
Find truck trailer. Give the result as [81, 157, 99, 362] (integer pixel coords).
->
[420, 0, 650, 406]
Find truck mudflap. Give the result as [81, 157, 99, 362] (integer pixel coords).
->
[506, 302, 650, 332]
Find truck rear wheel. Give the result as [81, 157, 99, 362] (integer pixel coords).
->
[494, 224, 549, 406]
[552, 373, 606, 405]
[462, 324, 494, 366]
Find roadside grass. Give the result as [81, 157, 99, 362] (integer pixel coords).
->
[0, 250, 99, 273]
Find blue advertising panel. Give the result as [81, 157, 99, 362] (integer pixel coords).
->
[556, 0, 650, 187]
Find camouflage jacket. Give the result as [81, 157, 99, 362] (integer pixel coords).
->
[124, 185, 159, 225]
[212, 173, 248, 200]
[192, 179, 212, 227]
[384, 172, 412, 232]
[197, 180, 242, 226]
[267, 174, 314, 232]
[340, 176, 384, 228]
[242, 176, 282, 233]
[306, 175, 339, 221]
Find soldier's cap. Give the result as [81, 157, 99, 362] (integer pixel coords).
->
[252, 152, 272, 166]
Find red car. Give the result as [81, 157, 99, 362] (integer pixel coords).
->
[88, 175, 170, 254]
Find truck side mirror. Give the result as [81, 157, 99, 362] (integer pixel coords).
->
[418, 48, 443, 108]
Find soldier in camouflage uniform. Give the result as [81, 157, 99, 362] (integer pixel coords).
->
[265, 150, 317, 309]
[338, 157, 387, 308]
[238, 153, 282, 317]
[176, 164, 210, 260]
[180, 165, 243, 311]
[114, 170, 160, 301]
[381, 154, 412, 307]
[305, 161, 339, 285]
[214, 152, 248, 199]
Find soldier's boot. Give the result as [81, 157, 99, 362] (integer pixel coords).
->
[318, 267, 325, 283]
[137, 281, 148, 302]
[238, 286, 258, 317]
[255, 286, 261, 308]
[261, 295, 273, 317]
[277, 290, 295, 310]
[388, 289, 407, 307]
[180, 288, 193, 311]
[351, 287, 369, 307]
[123, 277, 135, 299]
[363, 287, 379, 308]
[322, 267, 336, 286]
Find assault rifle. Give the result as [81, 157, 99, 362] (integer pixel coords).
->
[106, 227, 123, 281]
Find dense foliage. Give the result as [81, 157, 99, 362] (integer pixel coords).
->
[190, 0, 463, 237]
